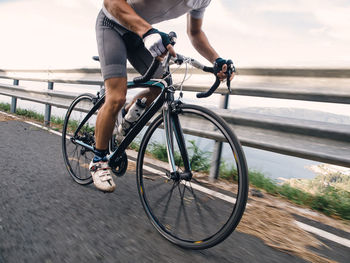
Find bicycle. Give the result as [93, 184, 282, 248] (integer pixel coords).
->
[62, 33, 248, 249]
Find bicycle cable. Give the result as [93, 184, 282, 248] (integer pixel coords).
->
[149, 55, 193, 101]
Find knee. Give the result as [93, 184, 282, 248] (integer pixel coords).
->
[105, 96, 126, 114]
[104, 77, 127, 114]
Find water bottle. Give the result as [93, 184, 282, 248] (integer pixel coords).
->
[116, 97, 147, 142]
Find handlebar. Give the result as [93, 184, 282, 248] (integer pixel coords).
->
[196, 59, 235, 98]
[133, 59, 161, 84]
[132, 32, 235, 97]
[133, 31, 177, 84]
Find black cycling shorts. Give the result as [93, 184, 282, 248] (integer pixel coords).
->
[95, 10, 162, 81]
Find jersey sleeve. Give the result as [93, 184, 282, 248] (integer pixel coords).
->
[189, 7, 206, 19]
[189, 0, 211, 19]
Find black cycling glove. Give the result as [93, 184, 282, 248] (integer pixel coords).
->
[143, 28, 171, 57]
[214, 57, 236, 82]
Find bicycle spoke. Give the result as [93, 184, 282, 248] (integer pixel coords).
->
[62, 94, 96, 184]
[160, 181, 177, 221]
[137, 104, 248, 248]
[174, 182, 192, 237]
[188, 185, 210, 235]
[69, 145, 78, 156]
[147, 179, 177, 209]
[187, 182, 220, 221]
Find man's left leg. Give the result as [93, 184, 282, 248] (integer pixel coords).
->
[90, 77, 127, 192]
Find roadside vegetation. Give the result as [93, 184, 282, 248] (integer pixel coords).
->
[0, 102, 94, 133]
[0, 102, 65, 130]
[1, 102, 349, 220]
[248, 171, 350, 220]
[130, 138, 350, 220]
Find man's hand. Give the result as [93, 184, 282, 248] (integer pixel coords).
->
[214, 58, 235, 82]
[143, 28, 176, 59]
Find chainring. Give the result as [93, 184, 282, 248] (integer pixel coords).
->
[110, 151, 128, 177]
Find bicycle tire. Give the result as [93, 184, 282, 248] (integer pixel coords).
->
[136, 104, 248, 249]
[62, 93, 97, 185]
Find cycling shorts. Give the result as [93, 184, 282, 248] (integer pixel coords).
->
[95, 10, 162, 81]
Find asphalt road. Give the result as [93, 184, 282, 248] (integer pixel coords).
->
[0, 119, 348, 263]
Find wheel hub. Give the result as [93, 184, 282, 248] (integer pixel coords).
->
[168, 171, 193, 181]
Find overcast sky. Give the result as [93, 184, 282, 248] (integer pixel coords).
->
[0, 0, 349, 69]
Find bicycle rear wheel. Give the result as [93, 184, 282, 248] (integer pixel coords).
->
[136, 104, 248, 249]
[62, 93, 97, 185]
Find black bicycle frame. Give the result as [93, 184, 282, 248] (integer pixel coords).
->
[72, 80, 191, 174]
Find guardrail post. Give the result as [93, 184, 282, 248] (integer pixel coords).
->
[44, 82, 54, 126]
[10, 79, 19, 113]
[210, 93, 229, 181]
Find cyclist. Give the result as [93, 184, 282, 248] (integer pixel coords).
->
[91, 0, 235, 192]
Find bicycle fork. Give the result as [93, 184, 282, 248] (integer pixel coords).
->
[163, 103, 192, 181]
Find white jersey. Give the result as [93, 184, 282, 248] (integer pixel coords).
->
[102, 0, 211, 26]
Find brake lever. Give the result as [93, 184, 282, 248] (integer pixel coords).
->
[226, 60, 235, 94]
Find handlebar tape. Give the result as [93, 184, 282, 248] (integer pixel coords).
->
[203, 66, 214, 73]
[133, 58, 160, 83]
[196, 76, 221, 98]
[133, 32, 176, 84]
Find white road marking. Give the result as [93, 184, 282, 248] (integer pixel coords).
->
[3, 110, 350, 248]
[295, 220, 350, 248]
[137, 160, 238, 204]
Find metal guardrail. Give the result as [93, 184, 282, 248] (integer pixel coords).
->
[1, 68, 350, 103]
[1, 69, 350, 169]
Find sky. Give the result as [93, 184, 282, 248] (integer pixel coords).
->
[0, 0, 349, 69]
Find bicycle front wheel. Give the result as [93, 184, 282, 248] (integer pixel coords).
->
[136, 104, 248, 249]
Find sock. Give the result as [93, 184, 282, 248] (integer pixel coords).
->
[93, 148, 108, 163]
[122, 107, 127, 117]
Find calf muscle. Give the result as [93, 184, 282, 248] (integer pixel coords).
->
[95, 77, 127, 150]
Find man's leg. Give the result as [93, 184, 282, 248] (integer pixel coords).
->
[92, 11, 129, 192]
[124, 87, 161, 112]
[89, 78, 126, 193]
[95, 77, 127, 150]
[124, 33, 163, 111]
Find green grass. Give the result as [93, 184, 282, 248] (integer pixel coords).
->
[0, 102, 93, 133]
[187, 140, 211, 172]
[2, 102, 349, 220]
[249, 171, 279, 194]
[1, 102, 62, 124]
[146, 140, 211, 172]
[1, 102, 45, 122]
[249, 171, 350, 220]
[219, 161, 238, 181]
[0, 102, 10, 112]
[129, 140, 140, 151]
[132, 139, 350, 220]
[147, 141, 183, 165]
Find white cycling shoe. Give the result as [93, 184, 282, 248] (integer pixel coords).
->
[89, 160, 116, 192]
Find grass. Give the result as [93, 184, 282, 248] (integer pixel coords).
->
[0, 102, 94, 134]
[249, 171, 350, 220]
[1, 102, 62, 125]
[220, 161, 238, 181]
[1, 102, 46, 122]
[0, 102, 10, 112]
[2, 102, 349, 220]
[141, 139, 350, 220]
[146, 140, 211, 172]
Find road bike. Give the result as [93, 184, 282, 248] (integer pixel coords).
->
[62, 33, 248, 249]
